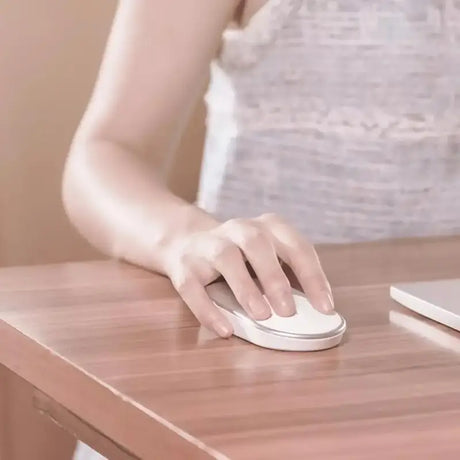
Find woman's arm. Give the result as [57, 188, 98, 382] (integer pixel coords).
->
[64, 0, 334, 337]
[63, 0, 236, 271]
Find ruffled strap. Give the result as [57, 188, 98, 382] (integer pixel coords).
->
[220, 0, 302, 68]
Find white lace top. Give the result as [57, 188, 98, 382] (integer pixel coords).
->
[197, 0, 460, 243]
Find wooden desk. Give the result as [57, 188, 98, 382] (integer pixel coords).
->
[1, 237, 459, 459]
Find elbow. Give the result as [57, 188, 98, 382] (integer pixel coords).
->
[62, 135, 105, 252]
[61, 135, 125, 259]
[62, 140, 88, 238]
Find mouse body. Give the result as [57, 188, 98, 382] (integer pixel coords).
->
[206, 281, 346, 351]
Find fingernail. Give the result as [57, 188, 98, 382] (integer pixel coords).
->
[248, 298, 271, 320]
[321, 292, 335, 314]
[214, 322, 232, 338]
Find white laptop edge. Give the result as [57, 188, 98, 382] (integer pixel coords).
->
[390, 282, 460, 332]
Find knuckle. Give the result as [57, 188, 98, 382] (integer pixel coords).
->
[221, 218, 246, 233]
[264, 270, 288, 286]
[258, 212, 282, 225]
[223, 219, 268, 249]
[290, 238, 306, 252]
[172, 272, 196, 295]
[297, 267, 322, 284]
[240, 225, 265, 248]
[210, 239, 239, 263]
[226, 217, 246, 227]
[288, 235, 312, 254]
[266, 279, 291, 296]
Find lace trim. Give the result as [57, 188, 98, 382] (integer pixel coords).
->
[220, 0, 301, 68]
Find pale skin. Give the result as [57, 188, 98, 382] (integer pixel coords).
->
[63, 0, 334, 338]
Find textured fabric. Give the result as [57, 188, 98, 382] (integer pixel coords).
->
[198, 0, 460, 243]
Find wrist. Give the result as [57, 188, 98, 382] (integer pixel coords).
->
[156, 204, 219, 267]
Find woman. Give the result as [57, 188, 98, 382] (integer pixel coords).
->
[65, 1, 460, 457]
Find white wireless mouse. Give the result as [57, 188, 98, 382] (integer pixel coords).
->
[206, 281, 346, 351]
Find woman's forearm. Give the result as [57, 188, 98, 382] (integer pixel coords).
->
[60, 0, 238, 274]
[63, 138, 218, 273]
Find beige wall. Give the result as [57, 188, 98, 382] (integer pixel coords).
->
[0, 0, 205, 267]
[0, 1, 205, 459]
[0, 0, 112, 266]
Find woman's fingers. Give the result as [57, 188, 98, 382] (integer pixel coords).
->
[169, 213, 334, 338]
[208, 237, 272, 320]
[220, 220, 295, 316]
[258, 214, 334, 314]
[172, 271, 233, 337]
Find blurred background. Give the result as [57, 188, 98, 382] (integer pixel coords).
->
[0, 1, 206, 458]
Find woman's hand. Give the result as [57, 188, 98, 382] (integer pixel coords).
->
[164, 213, 334, 338]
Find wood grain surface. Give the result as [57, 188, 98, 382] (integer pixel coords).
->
[34, 390, 137, 460]
[0, 237, 459, 459]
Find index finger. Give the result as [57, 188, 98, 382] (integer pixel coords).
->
[258, 214, 334, 314]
